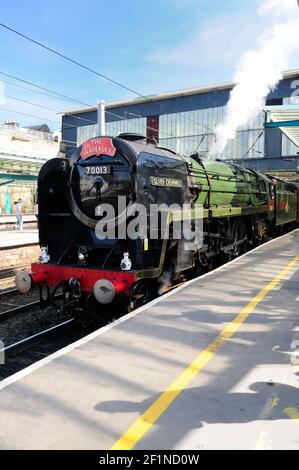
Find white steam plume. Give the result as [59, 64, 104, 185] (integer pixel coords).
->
[214, 0, 299, 156]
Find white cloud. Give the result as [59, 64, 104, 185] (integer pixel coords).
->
[148, 9, 264, 70]
[149, 2, 299, 68]
[258, 0, 299, 16]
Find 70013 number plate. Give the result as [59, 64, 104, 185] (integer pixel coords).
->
[85, 165, 110, 175]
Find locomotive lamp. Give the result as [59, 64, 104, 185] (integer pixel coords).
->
[39, 246, 50, 264]
[78, 246, 88, 265]
[121, 252, 132, 271]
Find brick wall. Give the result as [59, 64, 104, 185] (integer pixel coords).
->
[0, 244, 39, 270]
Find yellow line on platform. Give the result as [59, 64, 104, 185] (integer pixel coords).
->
[284, 407, 299, 423]
[111, 255, 299, 450]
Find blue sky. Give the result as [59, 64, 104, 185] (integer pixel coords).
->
[0, 0, 297, 130]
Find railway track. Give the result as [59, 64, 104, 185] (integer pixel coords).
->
[0, 287, 17, 296]
[0, 284, 41, 315]
[0, 288, 19, 305]
[0, 264, 31, 288]
[0, 299, 41, 322]
[0, 293, 82, 380]
[0, 264, 30, 280]
[0, 314, 91, 380]
[0, 288, 66, 321]
[0, 281, 110, 380]
[0, 317, 75, 356]
[0, 281, 77, 380]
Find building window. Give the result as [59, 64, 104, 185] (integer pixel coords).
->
[159, 108, 265, 159]
[281, 97, 299, 157]
[77, 124, 97, 145]
[77, 118, 147, 145]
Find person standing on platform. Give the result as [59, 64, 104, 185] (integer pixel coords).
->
[14, 199, 23, 230]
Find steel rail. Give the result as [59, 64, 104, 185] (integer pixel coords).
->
[0, 300, 41, 321]
[0, 318, 75, 355]
[0, 292, 63, 322]
[0, 288, 18, 297]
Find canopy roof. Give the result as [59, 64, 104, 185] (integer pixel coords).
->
[264, 105, 299, 148]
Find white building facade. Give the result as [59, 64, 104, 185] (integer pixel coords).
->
[0, 121, 60, 214]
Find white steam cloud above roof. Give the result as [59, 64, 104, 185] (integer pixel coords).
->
[214, 0, 299, 156]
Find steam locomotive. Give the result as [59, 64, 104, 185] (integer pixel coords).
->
[15, 133, 299, 322]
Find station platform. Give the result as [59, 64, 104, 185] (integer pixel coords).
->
[0, 230, 299, 450]
[0, 229, 38, 249]
[0, 215, 37, 231]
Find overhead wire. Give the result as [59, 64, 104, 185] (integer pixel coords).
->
[0, 70, 90, 107]
[0, 23, 148, 99]
[0, 24, 263, 159]
[0, 23, 249, 153]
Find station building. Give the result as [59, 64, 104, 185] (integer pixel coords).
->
[0, 121, 60, 214]
[61, 69, 299, 181]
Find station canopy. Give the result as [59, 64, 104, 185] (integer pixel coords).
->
[0, 153, 48, 186]
[264, 105, 299, 148]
